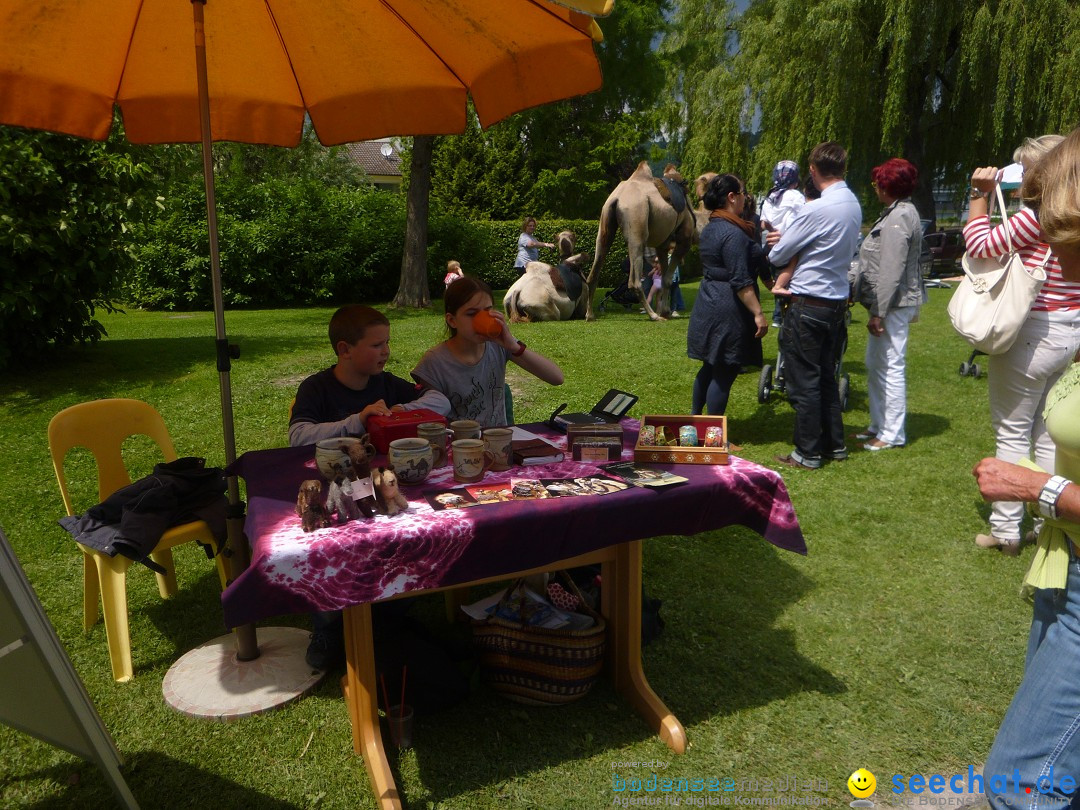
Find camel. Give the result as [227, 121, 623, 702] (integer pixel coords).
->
[584, 162, 710, 322]
[503, 231, 592, 322]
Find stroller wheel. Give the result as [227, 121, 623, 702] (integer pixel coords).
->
[959, 361, 971, 377]
[758, 365, 774, 404]
[838, 373, 851, 412]
[970, 363, 981, 379]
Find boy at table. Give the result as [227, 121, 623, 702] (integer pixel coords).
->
[290, 304, 454, 673]
[289, 304, 450, 447]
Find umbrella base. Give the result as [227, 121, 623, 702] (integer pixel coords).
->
[163, 626, 321, 720]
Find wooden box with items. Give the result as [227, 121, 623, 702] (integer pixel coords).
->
[634, 414, 729, 465]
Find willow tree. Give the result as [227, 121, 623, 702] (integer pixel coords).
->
[666, 0, 1080, 217]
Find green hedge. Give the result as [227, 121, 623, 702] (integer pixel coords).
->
[124, 183, 699, 309]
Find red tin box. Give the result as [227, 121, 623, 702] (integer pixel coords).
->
[366, 409, 446, 453]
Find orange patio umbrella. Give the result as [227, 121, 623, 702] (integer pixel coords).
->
[0, 0, 610, 693]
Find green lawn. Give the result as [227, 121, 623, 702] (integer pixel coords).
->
[0, 284, 1026, 809]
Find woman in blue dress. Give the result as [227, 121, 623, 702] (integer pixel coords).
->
[686, 174, 770, 415]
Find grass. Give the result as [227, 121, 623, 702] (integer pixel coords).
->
[0, 283, 1029, 809]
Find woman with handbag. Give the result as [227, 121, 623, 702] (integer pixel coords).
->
[972, 125, 1080, 810]
[964, 134, 1080, 555]
[687, 174, 769, 415]
[852, 158, 924, 452]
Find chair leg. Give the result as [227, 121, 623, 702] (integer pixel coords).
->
[96, 555, 134, 683]
[83, 550, 100, 631]
[150, 548, 178, 599]
[213, 550, 231, 591]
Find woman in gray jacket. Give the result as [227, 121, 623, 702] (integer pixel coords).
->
[853, 158, 924, 451]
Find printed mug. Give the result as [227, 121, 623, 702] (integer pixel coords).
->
[314, 435, 376, 480]
[452, 438, 493, 483]
[483, 427, 513, 471]
[417, 422, 448, 468]
[387, 437, 434, 485]
[448, 419, 482, 441]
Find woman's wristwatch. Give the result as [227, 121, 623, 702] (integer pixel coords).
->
[1038, 475, 1072, 520]
[968, 187, 989, 200]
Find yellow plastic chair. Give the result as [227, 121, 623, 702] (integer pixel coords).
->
[48, 399, 231, 682]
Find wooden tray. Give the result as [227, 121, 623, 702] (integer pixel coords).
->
[633, 414, 729, 465]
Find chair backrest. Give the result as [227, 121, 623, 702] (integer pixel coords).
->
[48, 399, 179, 516]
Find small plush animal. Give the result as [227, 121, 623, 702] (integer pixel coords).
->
[325, 457, 363, 523]
[345, 442, 378, 518]
[373, 466, 408, 517]
[296, 479, 331, 532]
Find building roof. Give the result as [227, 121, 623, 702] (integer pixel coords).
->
[344, 141, 402, 178]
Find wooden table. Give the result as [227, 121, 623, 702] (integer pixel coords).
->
[222, 422, 805, 808]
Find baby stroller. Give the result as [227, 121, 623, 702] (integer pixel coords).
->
[597, 260, 643, 313]
[958, 349, 985, 378]
[758, 298, 853, 412]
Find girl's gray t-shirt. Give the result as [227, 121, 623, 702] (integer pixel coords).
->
[411, 341, 511, 426]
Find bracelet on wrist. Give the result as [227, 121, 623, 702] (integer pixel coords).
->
[1038, 475, 1072, 520]
[511, 340, 527, 357]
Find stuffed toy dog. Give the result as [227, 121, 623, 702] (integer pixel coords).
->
[296, 479, 331, 532]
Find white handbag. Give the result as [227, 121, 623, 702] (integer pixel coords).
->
[947, 184, 1051, 354]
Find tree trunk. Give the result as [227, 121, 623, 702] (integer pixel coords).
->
[393, 135, 434, 309]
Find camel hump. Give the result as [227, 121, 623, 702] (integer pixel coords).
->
[630, 161, 654, 180]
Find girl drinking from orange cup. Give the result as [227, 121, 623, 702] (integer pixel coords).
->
[411, 277, 564, 425]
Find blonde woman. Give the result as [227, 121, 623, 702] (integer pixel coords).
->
[973, 125, 1080, 810]
[965, 135, 1080, 555]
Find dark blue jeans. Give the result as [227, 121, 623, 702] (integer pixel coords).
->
[780, 296, 847, 464]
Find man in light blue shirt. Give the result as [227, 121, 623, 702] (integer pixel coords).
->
[767, 142, 863, 469]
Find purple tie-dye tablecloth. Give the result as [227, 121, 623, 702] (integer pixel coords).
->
[220, 421, 805, 628]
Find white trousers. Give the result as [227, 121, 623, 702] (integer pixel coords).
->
[988, 312, 1080, 541]
[865, 306, 917, 446]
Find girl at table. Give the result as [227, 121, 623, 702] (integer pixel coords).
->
[412, 277, 564, 426]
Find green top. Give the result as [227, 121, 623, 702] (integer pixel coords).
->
[1020, 362, 1080, 600]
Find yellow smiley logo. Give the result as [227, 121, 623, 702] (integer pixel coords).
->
[847, 768, 876, 799]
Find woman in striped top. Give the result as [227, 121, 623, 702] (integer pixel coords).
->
[964, 134, 1080, 556]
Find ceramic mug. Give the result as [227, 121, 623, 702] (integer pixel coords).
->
[448, 419, 482, 441]
[387, 438, 434, 485]
[483, 427, 513, 471]
[452, 438, 493, 483]
[314, 436, 376, 480]
[416, 422, 448, 468]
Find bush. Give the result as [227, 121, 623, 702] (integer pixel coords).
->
[124, 183, 699, 309]
[0, 129, 149, 371]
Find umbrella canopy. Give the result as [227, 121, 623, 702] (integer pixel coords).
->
[0, 0, 609, 146]
[0, 0, 611, 673]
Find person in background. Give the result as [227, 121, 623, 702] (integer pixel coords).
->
[444, 259, 464, 288]
[666, 240, 686, 317]
[965, 134, 1080, 556]
[852, 158, 925, 452]
[413, 276, 563, 425]
[643, 253, 665, 311]
[767, 142, 863, 470]
[513, 216, 554, 273]
[686, 174, 769, 415]
[973, 125, 1080, 810]
[760, 160, 806, 327]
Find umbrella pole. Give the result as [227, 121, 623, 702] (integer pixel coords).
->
[164, 2, 322, 723]
[192, 0, 258, 662]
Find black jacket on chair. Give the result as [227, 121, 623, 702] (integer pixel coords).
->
[59, 457, 228, 573]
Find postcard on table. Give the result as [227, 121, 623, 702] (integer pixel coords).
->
[599, 462, 689, 488]
[425, 488, 479, 510]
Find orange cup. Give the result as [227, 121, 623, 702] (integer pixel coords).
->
[472, 309, 503, 338]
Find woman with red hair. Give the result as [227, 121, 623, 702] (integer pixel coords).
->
[852, 158, 925, 451]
